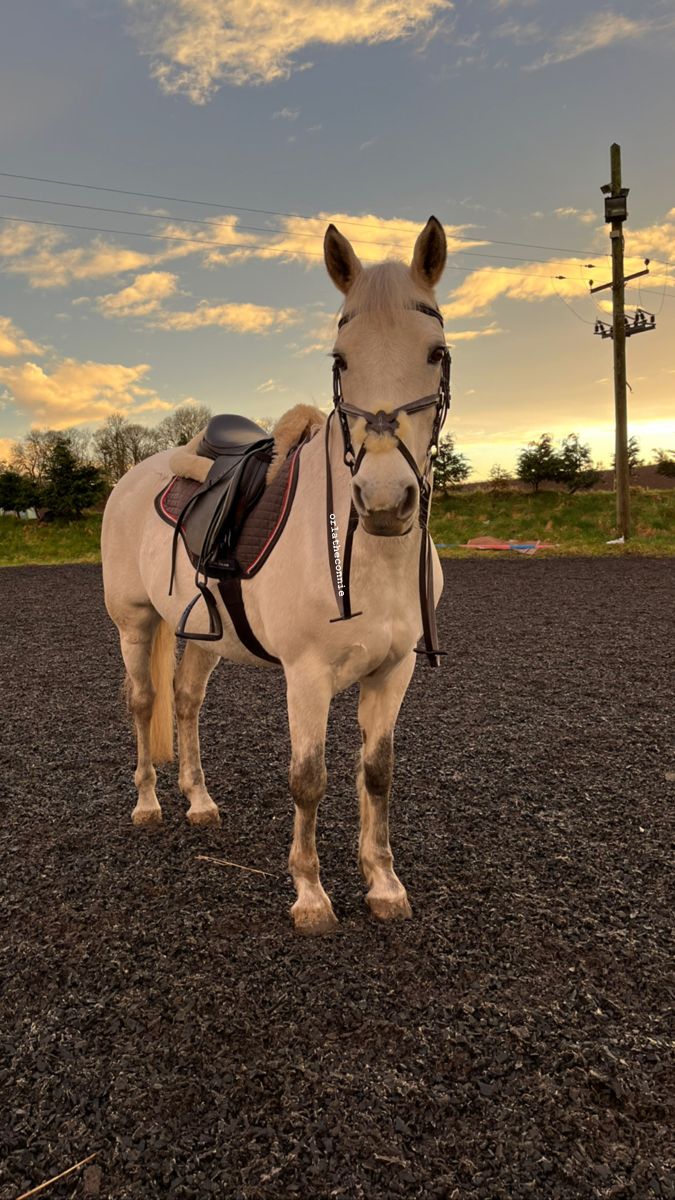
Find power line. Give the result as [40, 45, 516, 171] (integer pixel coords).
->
[0, 192, 601, 268]
[0, 168, 614, 259]
[0, 212, 598, 282]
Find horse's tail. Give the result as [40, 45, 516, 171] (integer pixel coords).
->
[149, 619, 175, 763]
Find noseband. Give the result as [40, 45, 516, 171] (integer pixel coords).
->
[324, 302, 451, 667]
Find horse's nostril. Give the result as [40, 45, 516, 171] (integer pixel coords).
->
[353, 483, 366, 513]
[397, 485, 417, 520]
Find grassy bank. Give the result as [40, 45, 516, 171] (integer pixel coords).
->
[1, 488, 674, 566]
[0, 514, 104, 566]
[430, 488, 675, 557]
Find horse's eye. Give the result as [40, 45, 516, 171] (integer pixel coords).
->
[428, 345, 446, 364]
[332, 353, 347, 371]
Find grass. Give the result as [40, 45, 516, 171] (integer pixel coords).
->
[0, 513, 103, 566]
[430, 487, 675, 557]
[1, 488, 673, 566]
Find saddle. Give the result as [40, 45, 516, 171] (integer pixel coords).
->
[156, 412, 305, 647]
[171, 414, 274, 582]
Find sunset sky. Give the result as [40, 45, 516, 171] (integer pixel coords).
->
[0, 0, 673, 479]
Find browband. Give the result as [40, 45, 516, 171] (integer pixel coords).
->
[338, 302, 444, 331]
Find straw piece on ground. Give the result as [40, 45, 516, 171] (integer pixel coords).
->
[15, 1153, 98, 1200]
[195, 854, 279, 878]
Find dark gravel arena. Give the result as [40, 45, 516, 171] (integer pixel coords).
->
[1, 558, 674, 1200]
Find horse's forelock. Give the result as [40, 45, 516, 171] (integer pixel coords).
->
[341, 261, 432, 329]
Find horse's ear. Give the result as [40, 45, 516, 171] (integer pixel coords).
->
[324, 224, 362, 294]
[411, 216, 447, 289]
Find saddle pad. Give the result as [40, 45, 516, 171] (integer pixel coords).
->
[155, 443, 301, 578]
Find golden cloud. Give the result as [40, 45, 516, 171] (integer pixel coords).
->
[0, 316, 43, 359]
[0, 223, 156, 289]
[227, 212, 486, 266]
[0, 436, 17, 463]
[525, 12, 675, 70]
[95, 271, 180, 317]
[0, 358, 172, 427]
[152, 300, 300, 333]
[444, 209, 675, 320]
[126, 0, 451, 100]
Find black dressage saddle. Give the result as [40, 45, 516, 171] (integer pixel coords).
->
[177, 414, 274, 577]
[156, 413, 305, 651]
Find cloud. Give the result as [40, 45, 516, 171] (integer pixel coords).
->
[443, 208, 675, 318]
[125, 0, 452, 100]
[0, 222, 156, 289]
[0, 209, 484, 291]
[256, 378, 287, 393]
[273, 106, 300, 120]
[0, 316, 43, 359]
[229, 211, 486, 266]
[525, 11, 675, 70]
[444, 323, 504, 341]
[153, 301, 300, 333]
[0, 436, 18, 463]
[94, 271, 180, 318]
[554, 207, 597, 225]
[0, 358, 171, 427]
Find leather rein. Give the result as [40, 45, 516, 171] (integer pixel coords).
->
[324, 301, 451, 667]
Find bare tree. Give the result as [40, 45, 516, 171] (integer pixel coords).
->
[92, 414, 159, 484]
[11, 430, 62, 482]
[154, 403, 212, 449]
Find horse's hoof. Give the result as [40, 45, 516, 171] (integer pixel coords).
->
[291, 902, 339, 936]
[132, 806, 163, 828]
[367, 892, 412, 921]
[187, 805, 221, 827]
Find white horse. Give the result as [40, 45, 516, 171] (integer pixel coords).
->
[102, 216, 448, 934]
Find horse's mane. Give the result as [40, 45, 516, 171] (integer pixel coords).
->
[342, 261, 432, 329]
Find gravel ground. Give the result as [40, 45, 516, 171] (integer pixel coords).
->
[1, 559, 673, 1200]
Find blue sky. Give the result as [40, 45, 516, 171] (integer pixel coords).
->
[0, 0, 673, 477]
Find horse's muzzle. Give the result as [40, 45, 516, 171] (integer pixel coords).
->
[360, 511, 415, 537]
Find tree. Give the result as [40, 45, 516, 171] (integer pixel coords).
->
[654, 448, 675, 478]
[558, 433, 602, 494]
[11, 427, 92, 481]
[0, 470, 42, 516]
[11, 429, 62, 483]
[93, 413, 159, 484]
[154, 403, 212, 449]
[432, 434, 471, 491]
[516, 433, 561, 492]
[612, 435, 644, 477]
[42, 437, 106, 518]
[488, 465, 511, 495]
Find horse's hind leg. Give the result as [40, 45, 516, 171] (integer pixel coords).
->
[357, 652, 416, 920]
[119, 611, 170, 827]
[174, 641, 220, 826]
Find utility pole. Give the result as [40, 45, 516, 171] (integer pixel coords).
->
[608, 144, 630, 540]
[591, 148, 654, 540]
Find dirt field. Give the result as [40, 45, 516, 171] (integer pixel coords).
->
[1, 560, 673, 1200]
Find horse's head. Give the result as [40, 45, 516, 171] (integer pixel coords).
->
[324, 216, 448, 537]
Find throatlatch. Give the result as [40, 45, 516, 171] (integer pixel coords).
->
[324, 302, 451, 668]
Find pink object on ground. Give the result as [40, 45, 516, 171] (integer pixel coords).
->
[464, 536, 557, 554]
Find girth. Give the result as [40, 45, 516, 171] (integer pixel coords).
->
[325, 301, 451, 668]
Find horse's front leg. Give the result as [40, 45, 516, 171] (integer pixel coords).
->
[357, 652, 416, 920]
[174, 641, 221, 826]
[285, 665, 337, 934]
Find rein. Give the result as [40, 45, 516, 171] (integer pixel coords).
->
[325, 302, 451, 668]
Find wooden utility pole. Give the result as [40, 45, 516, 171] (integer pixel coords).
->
[609, 144, 630, 540]
[592, 147, 654, 539]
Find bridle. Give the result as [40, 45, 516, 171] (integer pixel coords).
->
[324, 301, 451, 667]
